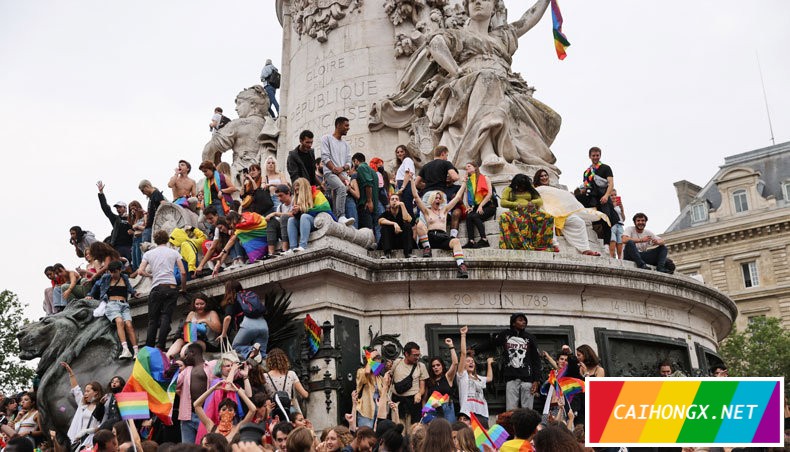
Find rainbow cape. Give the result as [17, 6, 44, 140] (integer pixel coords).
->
[558, 376, 584, 402]
[466, 173, 489, 207]
[234, 211, 268, 263]
[308, 186, 333, 216]
[421, 390, 450, 415]
[550, 0, 570, 60]
[114, 391, 150, 420]
[122, 346, 179, 425]
[304, 314, 322, 357]
[364, 348, 385, 376]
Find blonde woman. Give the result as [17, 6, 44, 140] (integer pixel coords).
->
[263, 155, 290, 208]
[286, 178, 332, 252]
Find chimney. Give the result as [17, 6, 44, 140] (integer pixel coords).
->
[673, 180, 702, 212]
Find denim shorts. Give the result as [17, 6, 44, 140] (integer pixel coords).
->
[105, 300, 132, 322]
[610, 223, 624, 243]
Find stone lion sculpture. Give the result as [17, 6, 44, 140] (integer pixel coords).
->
[17, 299, 133, 436]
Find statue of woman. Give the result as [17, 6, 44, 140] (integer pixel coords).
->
[370, 0, 561, 174]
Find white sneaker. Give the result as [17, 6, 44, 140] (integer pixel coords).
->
[119, 347, 133, 359]
[281, 249, 294, 256]
[339, 216, 355, 226]
[293, 247, 305, 252]
[93, 301, 107, 318]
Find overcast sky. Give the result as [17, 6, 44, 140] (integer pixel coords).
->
[1, 0, 788, 320]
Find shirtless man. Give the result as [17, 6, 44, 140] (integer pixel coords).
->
[168, 160, 197, 207]
[176, 343, 212, 444]
[411, 178, 469, 278]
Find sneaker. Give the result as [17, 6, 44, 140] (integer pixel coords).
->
[462, 241, 477, 249]
[422, 247, 433, 258]
[339, 216, 355, 226]
[456, 263, 469, 279]
[93, 301, 107, 318]
[477, 239, 490, 248]
[119, 348, 133, 360]
[656, 266, 672, 274]
[380, 252, 392, 259]
[281, 249, 294, 256]
[293, 247, 305, 252]
[636, 263, 649, 270]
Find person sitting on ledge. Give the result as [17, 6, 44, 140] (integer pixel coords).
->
[378, 193, 414, 259]
[415, 145, 462, 238]
[622, 212, 670, 273]
[411, 175, 469, 278]
[89, 260, 139, 359]
[284, 177, 333, 254]
[498, 174, 555, 251]
[265, 184, 293, 257]
[462, 162, 496, 249]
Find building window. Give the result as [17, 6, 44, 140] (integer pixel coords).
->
[690, 203, 708, 223]
[732, 189, 749, 213]
[741, 261, 759, 288]
[782, 182, 790, 202]
[747, 315, 765, 325]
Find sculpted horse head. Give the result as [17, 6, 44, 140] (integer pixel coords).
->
[17, 299, 133, 436]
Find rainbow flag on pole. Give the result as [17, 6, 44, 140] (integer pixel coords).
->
[233, 211, 268, 263]
[550, 0, 570, 60]
[115, 392, 150, 420]
[123, 346, 179, 425]
[304, 314, 322, 357]
[558, 376, 585, 402]
[421, 391, 450, 415]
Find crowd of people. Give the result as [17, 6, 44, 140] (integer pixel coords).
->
[2, 308, 749, 452]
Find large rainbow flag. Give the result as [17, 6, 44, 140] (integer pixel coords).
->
[122, 346, 179, 425]
[308, 186, 332, 216]
[234, 211, 268, 263]
[550, 0, 571, 60]
[587, 378, 783, 447]
[466, 173, 489, 207]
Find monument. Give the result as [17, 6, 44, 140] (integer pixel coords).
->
[17, 0, 737, 437]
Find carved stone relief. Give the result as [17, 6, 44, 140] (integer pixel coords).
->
[291, 0, 364, 43]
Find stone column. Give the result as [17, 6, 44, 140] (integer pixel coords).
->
[305, 320, 343, 430]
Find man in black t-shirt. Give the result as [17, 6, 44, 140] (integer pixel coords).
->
[286, 130, 318, 185]
[415, 146, 463, 237]
[378, 193, 414, 258]
[580, 146, 617, 245]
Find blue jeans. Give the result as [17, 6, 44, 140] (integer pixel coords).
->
[180, 411, 200, 444]
[374, 201, 385, 243]
[142, 228, 152, 243]
[232, 316, 269, 358]
[624, 241, 668, 269]
[265, 85, 279, 117]
[345, 197, 358, 230]
[440, 401, 456, 423]
[271, 194, 281, 210]
[287, 214, 315, 249]
[131, 236, 143, 270]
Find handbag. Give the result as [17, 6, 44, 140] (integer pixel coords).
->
[393, 362, 418, 395]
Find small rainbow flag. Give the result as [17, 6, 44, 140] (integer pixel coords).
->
[470, 412, 495, 450]
[485, 424, 510, 450]
[587, 378, 783, 447]
[115, 391, 150, 420]
[304, 315, 322, 357]
[550, 0, 570, 60]
[183, 322, 198, 343]
[558, 376, 584, 402]
[364, 348, 385, 376]
[123, 346, 179, 425]
[421, 390, 450, 415]
[233, 211, 268, 263]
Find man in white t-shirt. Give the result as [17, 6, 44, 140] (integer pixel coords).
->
[622, 212, 670, 273]
[321, 116, 355, 226]
[132, 230, 187, 350]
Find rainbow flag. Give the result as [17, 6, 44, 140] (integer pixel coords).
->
[421, 390, 450, 415]
[558, 376, 584, 402]
[234, 211, 268, 263]
[550, 0, 570, 60]
[173, 197, 190, 208]
[466, 173, 489, 207]
[470, 412, 495, 450]
[123, 346, 179, 425]
[486, 424, 510, 450]
[183, 322, 198, 342]
[304, 314, 322, 357]
[587, 378, 783, 447]
[308, 186, 332, 216]
[364, 348, 385, 376]
[115, 391, 150, 420]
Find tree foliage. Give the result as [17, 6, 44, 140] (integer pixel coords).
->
[719, 316, 790, 380]
[0, 290, 37, 393]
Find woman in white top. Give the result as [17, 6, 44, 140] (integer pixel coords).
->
[263, 348, 309, 421]
[263, 155, 289, 209]
[393, 145, 417, 218]
[61, 362, 105, 450]
[456, 326, 494, 428]
[0, 392, 42, 446]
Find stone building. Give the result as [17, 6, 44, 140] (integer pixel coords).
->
[663, 141, 790, 331]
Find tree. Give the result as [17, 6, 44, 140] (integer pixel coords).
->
[0, 290, 36, 392]
[719, 316, 790, 381]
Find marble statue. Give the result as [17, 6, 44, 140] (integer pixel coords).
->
[370, 0, 561, 174]
[203, 85, 279, 188]
[17, 299, 133, 436]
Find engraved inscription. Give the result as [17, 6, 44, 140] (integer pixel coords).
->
[611, 301, 676, 322]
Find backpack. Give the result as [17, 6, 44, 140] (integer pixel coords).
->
[236, 290, 266, 318]
[218, 115, 231, 130]
[266, 373, 292, 422]
[266, 68, 281, 89]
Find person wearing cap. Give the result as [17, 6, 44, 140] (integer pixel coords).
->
[88, 260, 139, 359]
[265, 184, 293, 256]
[495, 313, 542, 410]
[96, 181, 134, 261]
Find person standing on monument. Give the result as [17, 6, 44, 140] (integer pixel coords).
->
[96, 181, 134, 262]
[260, 59, 280, 118]
[352, 152, 379, 231]
[580, 146, 618, 248]
[390, 341, 429, 427]
[138, 180, 167, 243]
[287, 130, 318, 186]
[168, 160, 198, 208]
[415, 145, 462, 237]
[495, 313, 542, 411]
[321, 117, 355, 226]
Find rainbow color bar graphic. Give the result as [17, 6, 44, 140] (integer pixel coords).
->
[587, 377, 784, 447]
